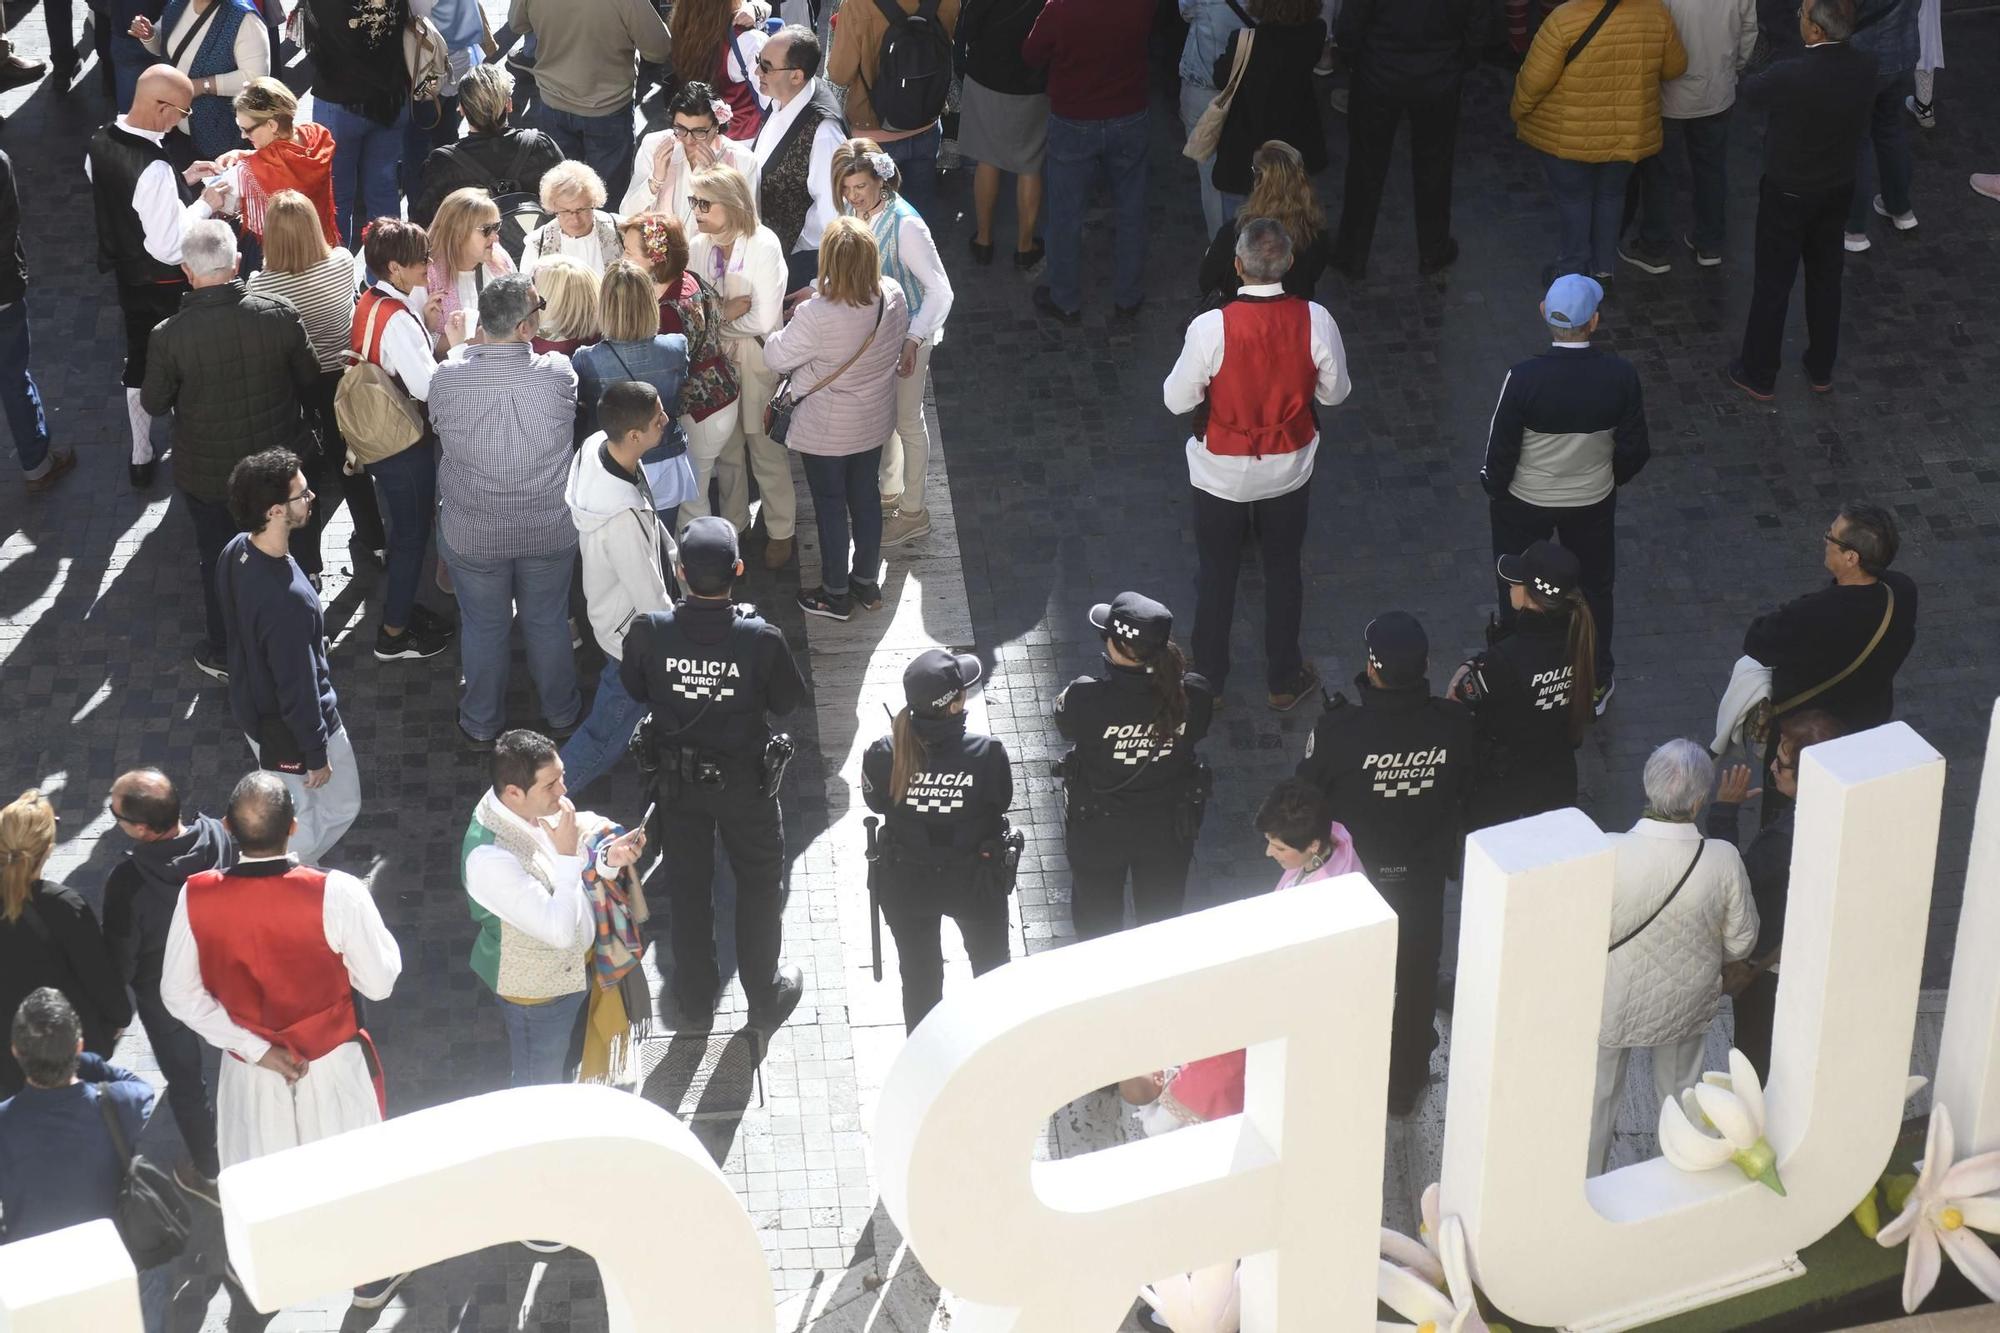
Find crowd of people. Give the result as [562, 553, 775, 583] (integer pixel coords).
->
[0, 0, 1964, 1324]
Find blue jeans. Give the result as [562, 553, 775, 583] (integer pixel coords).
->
[1044, 109, 1149, 313]
[1179, 81, 1225, 238]
[110, 33, 151, 111]
[881, 124, 941, 222]
[496, 990, 584, 1087]
[801, 447, 883, 596]
[400, 94, 460, 202]
[320, 98, 411, 250]
[1638, 110, 1731, 253]
[1847, 69, 1915, 233]
[559, 655, 648, 794]
[1541, 153, 1633, 278]
[0, 301, 51, 474]
[528, 102, 639, 213]
[437, 528, 581, 739]
[364, 441, 437, 630]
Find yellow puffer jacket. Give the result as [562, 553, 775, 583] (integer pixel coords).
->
[1510, 0, 1688, 163]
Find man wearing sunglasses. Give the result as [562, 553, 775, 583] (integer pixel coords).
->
[749, 24, 848, 293]
[85, 64, 233, 491]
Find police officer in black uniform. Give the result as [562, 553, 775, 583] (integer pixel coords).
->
[1056, 592, 1216, 939]
[1297, 611, 1474, 1115]
[1449, 540, 1598, 832]
[861, 649, 1015, 1032]
[621, 517, 807, 1032]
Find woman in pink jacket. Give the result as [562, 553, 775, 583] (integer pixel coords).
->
[763, 216, 911, 622]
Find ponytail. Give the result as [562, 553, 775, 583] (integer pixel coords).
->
[888, 705, 928, 805]
[1137, 639, 1189, 742]
[1563, 592, 1598, 745]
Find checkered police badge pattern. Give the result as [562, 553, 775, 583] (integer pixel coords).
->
[1113, 620, 1141, 640]
[673, 680, 737, 700]
[907, 792, 968, 814]
[1373, 775, 1436, 798]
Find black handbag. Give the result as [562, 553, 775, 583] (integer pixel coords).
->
[764, 296, 885, 445]
[94, 1086, 194, 1269]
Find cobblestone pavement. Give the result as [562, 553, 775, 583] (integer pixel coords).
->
[0, 2, 1996, 1329]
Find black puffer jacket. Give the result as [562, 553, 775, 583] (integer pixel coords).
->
[412, 129, 567, 227]
[1210, 19, 1328, 194]
[1336, 0, 1487, 103]
[141, 282, 318, 503]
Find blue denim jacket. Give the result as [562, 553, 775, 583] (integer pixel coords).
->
[574, 337, 690, 460]
[1179, 0, 1250, 90]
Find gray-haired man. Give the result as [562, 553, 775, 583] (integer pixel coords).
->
[429, 272, 583, 746]
[140, 217, 318, 679]
[1161, 217, 1352, 711]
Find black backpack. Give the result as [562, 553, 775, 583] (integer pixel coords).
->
[438, 138, 549, 264]
[94, 1086, 194, 1269]
[863, 0, 953, 132]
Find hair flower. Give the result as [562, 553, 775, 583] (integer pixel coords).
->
[864, 150, 899, 181]
[711, 99, 733, 126]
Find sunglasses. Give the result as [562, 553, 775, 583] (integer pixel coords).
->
[478, 221, 503, 238]
[688, 197, 717, 213]
[754, 58, 794, 74]
[1824, 529, 1856, 553]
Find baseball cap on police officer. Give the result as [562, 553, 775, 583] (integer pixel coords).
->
[903, 648, 982, 714]
[677, 516, 741, 589]
[1542, 273, 1603, 330]
[1364, 611, 1427, 686]
[1089, 591, 1171, 655]
[1497, 540, 1583, 603]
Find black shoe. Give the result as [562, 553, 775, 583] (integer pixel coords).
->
[130, 459, 156, 489]
[1724, 360, 1775, 402]
[458, 720, 496, 751]
[0, 54, 47, 92]
[746, 965, 804, 1032]
[1113, 300, 1143, 321]
[351, 1272, 410, 1309]
[409, 603, 457, 639]
[1417, 237, 1460, 276]
[798, 586, 851, 621]
[193, 644, 228, 681]
[374, 621, 449, 661]
[967, 234, 994, 265]
[674, 986, 718, 1032]
[1031, 285, 1080, 325]
[546, 714, 581, 741]
[347, 539, 386, 568]
[1267, 662, 1321, 712]
[1012, 239, 1045, 270]
[50, 57, 77, 91]
[1617, 238, 1673, 274]
[850, 578, 883, 611]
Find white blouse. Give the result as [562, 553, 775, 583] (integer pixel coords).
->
[143, 1, 270, 135]
[687, 225, 787, 343]
[619, 133, 762, 237]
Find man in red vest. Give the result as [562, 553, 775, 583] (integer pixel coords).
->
[1162, 217, 1353, 712]
[160, 770, 408, 1313]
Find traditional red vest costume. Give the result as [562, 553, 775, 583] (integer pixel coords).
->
[1203, 295, 1318, 459]
[183, 861, 361, 1064]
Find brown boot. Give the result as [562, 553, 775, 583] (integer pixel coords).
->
[763, 535, 794, 569]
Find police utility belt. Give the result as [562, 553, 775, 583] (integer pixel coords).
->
[1054, 749, 1213, 841]
[631, 713, 795, 800]
[867, 817, 1025, 899]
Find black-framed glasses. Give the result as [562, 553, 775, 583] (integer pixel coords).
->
[534, 295, 547, 312]
[754, 58, 794, 73]
[671, 124, 719, 140]
[554, 204, 595, 218]
[1824, 529, 1856, 553]
[285, 486, 315, 506]
[688, 197, 717, 213]
[478, 221, 503, 237]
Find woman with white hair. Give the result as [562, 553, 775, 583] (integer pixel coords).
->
[521, 161, 625, 277]
[1589, 738, 1758, 1176]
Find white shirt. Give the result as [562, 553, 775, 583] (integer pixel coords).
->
[855, 201, 954, 346]
[521, 223, 614, 278]
[619, 131, 762, 235]
[160, 859, 404, 1065]
[1161, 283, 1352, 503]
[82, 117, 216, 267]
[367, 280, 437, 402]
[463, 799, 594, 951]
[752, 79, 846, 253]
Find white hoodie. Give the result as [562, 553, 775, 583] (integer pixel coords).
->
[565, 434, 674, 661]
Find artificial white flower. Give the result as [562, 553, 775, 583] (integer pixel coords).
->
[1657, 1048, 1785, 1194]
[1876, 1102, 2000, 1313]
[1377, 1184, 1494, 1333]
[1139, 1261, 1240, 1333]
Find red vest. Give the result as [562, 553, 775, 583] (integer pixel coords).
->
[1204, 296, 1318, 459]
[183, 864, 359, 1063]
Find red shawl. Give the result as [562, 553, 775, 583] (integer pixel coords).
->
[240, 121, 339, 246]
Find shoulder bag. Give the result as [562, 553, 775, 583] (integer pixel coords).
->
[1183, 29, 1254, 161]
[1560, 0, 1622, 69]
[93, 1086, 195, 1269]
[1610, 839, 1704, 953]
[1743, 584, 1896, 749]
[764, 296, 885, 446]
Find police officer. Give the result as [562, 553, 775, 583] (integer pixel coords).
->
[861, 649, 1015, 1032]
[1055, 592, 1216, 939]
[1297, 611, 1474, 1115]
[621, 517, 807, 1032]
[1449, 540, 1598, 832]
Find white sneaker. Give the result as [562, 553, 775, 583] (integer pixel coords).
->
[1973, 174, 2000, 203]
[1903, 94, 1935, 130]
[880, 509, 932, 548]
[1872, 195, 1918, 230]
[1843, 232, 1872, 253]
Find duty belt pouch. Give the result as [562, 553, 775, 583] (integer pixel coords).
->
[1173, 761, 1215, 844]
[761, 733, 796, 798]
[972, 819, 1026, 898]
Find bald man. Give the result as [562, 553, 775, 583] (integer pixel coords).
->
[84, 65, 230, 490]
[102, 766, 232, 1195]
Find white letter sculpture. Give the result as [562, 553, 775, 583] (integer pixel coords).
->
[1935, 700, 2000, 1156]
[0, 1221, 138, 1333]
[1441, 723, 1945, 1331]
[874, 878, 1398, 1332]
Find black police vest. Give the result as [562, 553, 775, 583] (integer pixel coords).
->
[1058, 659, 1212, 799]
[88, 124, 190, 287]
[878, 716, 1006, 864]
[1472, 611, 1576, 757]
[639, 602, 772, 758]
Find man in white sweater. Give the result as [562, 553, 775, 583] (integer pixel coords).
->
[561, 380, 677, 794]
[1591, 739, 1758, 1176]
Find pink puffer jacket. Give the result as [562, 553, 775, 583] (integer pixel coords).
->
[761, 279, 911, 457]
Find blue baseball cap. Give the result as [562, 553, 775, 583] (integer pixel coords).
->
[1543, 273, 1603, 329]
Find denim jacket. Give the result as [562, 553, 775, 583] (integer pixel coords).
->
[1179, 0, 1250, 90]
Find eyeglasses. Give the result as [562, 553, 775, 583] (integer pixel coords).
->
[1824, 529, 1856, 553]
[688, 197, 717, 213]
[156, 95, 192, 117]
[671, 124, 719, 140]
[555, 204, 595, 218]
[754, 58, 794, 73]
[285, 486, 315, 506]
[478, 221, 503, 237]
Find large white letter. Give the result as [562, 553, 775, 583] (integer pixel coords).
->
[1935, 700, 2000, 1154]
[875, 879, 1397, 1332]
[1442, 724, 1944, 1331]
[223, 1085, 772, 1331]
[0, 1221, 139, 1333]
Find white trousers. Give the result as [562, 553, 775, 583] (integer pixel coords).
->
[1589, 1034, 1707, 1176]
[218, 1040, 380, 1168]
[244, 724, 364, 865]
[677, 401, 745, 528]
[877, 343, 934, 512]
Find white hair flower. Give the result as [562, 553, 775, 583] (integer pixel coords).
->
[711, 98, 733, 126]
[1876, 1102, 2000, 1313]
[1139, 1261, 1239, 1333]
[864, 150, 899, 181]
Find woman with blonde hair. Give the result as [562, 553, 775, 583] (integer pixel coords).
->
[576, 259, 696, 522]
[521, 161, 625, 278]
[425, 187, 516, 351]
[831, 139, 954, 549]
[197, 77, 338, 252]
[1196, 140, 1329, 300]
[529, 254, 604, 360]
[0, 790, 131, 1096]
[763, 217, 911, 620]
[686, 163, 794, 567]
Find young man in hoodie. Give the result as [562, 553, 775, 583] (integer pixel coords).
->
[101, 767, 233, 1198]
[560, 380, 678, 795]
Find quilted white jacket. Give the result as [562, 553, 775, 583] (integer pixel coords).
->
[1599, 818, 1758, 1049]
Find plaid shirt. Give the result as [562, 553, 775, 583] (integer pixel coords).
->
[430, 340, 580, 560]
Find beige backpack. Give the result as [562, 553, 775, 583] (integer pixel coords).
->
[336, 289, 426, 466]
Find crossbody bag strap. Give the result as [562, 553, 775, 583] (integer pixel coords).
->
[1611, 840, 1704, 952]
[1223, 0, 1254, 27]
[167, 1, 224, 70]
[1772, 584, 1895, 717]
[1562, 0, 1621, 67]
[93, 1085, 135, 1168]
[1220, 28, 1254, 96]
[797, 295, 885, 399]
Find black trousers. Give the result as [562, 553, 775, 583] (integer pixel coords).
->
[651, 775, 787, 1010]
[880, 865, 1011, 1032]
[299, 368, 388, 558]
[1191, 479, 1309, 694]
[1066, 806, 1193, 940]
[118, 281, 186, 389]
[183, 491, 236, 654]
[1731, 968, 1779, 1082]
[133, 972, 219, 1178]
[1489, 489, 1616, 679]
[1736, 175, 1851, 394]
[1376, 871, 1445, 1095]
[1334, 81, 1462, 272]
